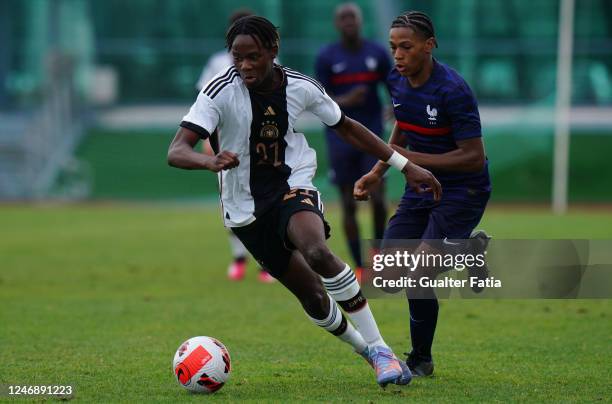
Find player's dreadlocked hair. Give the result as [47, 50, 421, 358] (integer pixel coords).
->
[390, 11, 438, 47]
[225, 15, 280, 51]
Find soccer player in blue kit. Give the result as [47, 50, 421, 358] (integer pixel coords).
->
[315, 3, 392, 274]
[354, 11, 491, 377]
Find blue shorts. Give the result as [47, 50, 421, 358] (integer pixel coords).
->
[384, 191, 490, 240]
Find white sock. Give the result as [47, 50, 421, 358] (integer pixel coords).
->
[307, 295, 367, 353]
[322, 264, 388, 349]
[228, 231, 248, 258]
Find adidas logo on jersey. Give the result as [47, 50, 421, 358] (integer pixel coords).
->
[301, 198, 314, 206]
[264, 106, 276, 116]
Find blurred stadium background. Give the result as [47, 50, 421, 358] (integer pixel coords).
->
[1, 0, 611, 205]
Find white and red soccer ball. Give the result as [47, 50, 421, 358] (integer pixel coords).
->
[173, 336, 231, 394]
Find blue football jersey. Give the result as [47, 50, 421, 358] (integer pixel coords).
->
[315, 40, 391, 139]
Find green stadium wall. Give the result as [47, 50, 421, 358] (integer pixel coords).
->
[74, 128, 612, 202]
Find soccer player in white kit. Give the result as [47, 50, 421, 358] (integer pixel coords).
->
[168, 15, 441, 387]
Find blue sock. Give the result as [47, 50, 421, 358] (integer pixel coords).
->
[408, 298, 439, 361]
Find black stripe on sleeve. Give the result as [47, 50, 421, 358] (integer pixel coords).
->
[326, 111, 345, 129]
[284, 68, 325, 93]
[285, 74, 325, 94]
[209, 71, 239, 99]
[180, 121, 210, 139]
[204, 69, 238, 98]
[205, 70, 237, 97]
[202, 67, 236, 95]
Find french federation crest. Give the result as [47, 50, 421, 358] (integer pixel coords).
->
[426, 105, 437, 122]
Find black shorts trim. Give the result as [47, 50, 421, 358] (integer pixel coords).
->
[276, 188, 330, 249]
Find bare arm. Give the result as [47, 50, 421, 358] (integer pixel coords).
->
[391, 137, 485, 173]
[167, 127, 239, 172]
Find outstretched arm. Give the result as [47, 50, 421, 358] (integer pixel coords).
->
[363, 121, 409, 178]
[167, 127, 239, 172]
[352, 122, 410, 200]
[392, 137, 485, 173]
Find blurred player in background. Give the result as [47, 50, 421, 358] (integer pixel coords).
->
[169, 15, 443, 387]
[315, 3, 391, 277]
[197, 9, 274, 283]
[354, 11, 491, 377]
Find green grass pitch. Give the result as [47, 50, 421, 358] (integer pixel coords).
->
[1, 204, 611, 402]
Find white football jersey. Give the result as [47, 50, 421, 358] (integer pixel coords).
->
[181, 65, 343, 227]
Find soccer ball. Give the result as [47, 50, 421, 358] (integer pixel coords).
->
[172, 336, 231, 394]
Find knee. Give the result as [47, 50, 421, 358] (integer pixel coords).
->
[301, 243, 334, 270]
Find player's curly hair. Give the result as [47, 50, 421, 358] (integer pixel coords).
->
[225, 15, 280, 51]
[391, 11, 438, 48]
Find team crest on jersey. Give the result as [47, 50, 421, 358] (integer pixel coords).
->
[260, 120, 279, 139]
[365, 56, 378, 71]
[426, 105, 438, 122]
